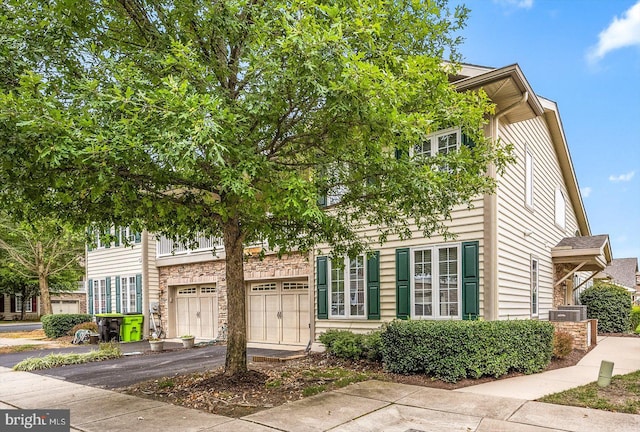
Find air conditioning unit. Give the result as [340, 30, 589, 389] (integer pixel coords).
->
[558, 305, 587, 321]
[549, 309, 580, 322]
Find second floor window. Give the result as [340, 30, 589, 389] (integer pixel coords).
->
[413, 128, 461, 158]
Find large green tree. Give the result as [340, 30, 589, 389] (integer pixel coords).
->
[0, 0, 512, 376]
[0, 214, 85, 315]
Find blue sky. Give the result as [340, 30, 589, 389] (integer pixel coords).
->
[453, 0, 640, 261]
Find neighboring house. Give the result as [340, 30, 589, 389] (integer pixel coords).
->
[313, 63, 611, 343]
[50, 280, 87, 315]
[85, 228, 160, 335]
[593, 257, 640, 303]
[0, 294, 39, 320]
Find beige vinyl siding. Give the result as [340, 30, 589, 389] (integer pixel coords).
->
[314, 199, 484, 339]
[87, 243, 144, 313]
[496, 116, 580, 320]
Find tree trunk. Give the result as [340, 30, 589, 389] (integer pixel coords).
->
[223, 217, 247, 376]
[36, 241, 53, 315]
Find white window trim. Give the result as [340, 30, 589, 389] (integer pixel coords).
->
[410, 243, 462, 320]
[93, 279, 106, 314]
[554, 187, 566, 230]
[328, 255, 367, 319]
[531, 257, 539, 317]
[525, 146, 534, 210]
[411, 127, 461, 159]
[15, 294, 33, 313]
[120, 275, 137, 314]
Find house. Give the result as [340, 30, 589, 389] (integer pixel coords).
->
[85, 228, 160, 336]
[313, 63, 611, 345]
[86, 229, 311, 345]
[85, 62, 611, 350]
[593, 257, 640, 303]
[0, 294, 39, 320]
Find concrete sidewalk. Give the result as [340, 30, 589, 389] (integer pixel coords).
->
[1, 336, 640, 431]
[456, 336, 640, 399]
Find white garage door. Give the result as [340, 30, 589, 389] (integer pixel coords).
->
[52, 300, 80, 314]
[175, 286, 218, 339]
[248, 280, 309, 346]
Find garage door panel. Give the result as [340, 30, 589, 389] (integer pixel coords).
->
[175, 286, 218, 339]
[249, 295, 265, 341]
[264, 295, 279, 342]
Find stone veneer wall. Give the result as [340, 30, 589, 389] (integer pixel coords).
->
[550, 319, 598, 351]
[158, 252, 310, 337]
[553, 263, 575, 307]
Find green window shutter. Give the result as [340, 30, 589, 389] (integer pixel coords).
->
[317, 194, 327, 207]
[115, 277, 121, 313]
[316, 256, 328, 319]
[462, 241, 480, 320]
[395, 148, 408, 159]
[135, 274, 142, 313]
[395, 248, 410, 319]
[88, 279, 94, 315]
[105, 277, 112, 313]
[462, 133, 476, 149]
[114, 227, 120, 247]
[367, 251, 380, 320]
[134, 231, 142, 244]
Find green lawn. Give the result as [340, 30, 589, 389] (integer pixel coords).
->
[539, 370, 640, 414]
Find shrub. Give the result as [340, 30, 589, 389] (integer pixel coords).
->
[13, 342, 121, 371]
[552, 331, 574, 359]
[319, 329, 384, 361]
[381, 319, 554, 383]
[580, 283, 632, 333]
[41, 314, 93, 339]
[630, 305, 640, 334]
[68, 321, 98, 336]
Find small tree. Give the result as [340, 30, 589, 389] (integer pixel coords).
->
[0, 214, 84, 316]
[580, 282, 632, 333]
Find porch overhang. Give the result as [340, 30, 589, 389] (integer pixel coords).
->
[552, 235, 612, 288]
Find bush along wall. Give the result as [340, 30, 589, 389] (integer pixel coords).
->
[381, 319, 554, 383]
[580, 282, 631, 333]
[41, 314, 93, 339]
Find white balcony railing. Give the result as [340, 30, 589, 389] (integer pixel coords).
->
[156, 235, 224, 257]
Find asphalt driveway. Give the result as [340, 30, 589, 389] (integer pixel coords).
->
[1, 341, 301, 389]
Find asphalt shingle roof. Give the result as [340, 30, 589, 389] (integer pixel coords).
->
[555, 234, 609, 250]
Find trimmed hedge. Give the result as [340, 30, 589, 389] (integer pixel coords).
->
[41, 314, 93, 339]
[631, 305, 640, 333]
[319, 329, 383, 361]
[580, 283, 631, 333]
[381, 319, 554, 382]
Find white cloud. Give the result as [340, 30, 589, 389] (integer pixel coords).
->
[581, 187, 592, 198]
[493, 0, 533, 9]
[608, 171, 636, 182]
[587, 1, 640, 62]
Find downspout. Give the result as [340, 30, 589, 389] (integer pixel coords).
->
[485, 91, 529, 321]
[142, 230, 150, 339]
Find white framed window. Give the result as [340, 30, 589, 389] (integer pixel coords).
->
[531, 257, 539, 317]
[412, 244, 460, 319]
[329, 256, 366, 318]
[14, 294, 33, 313]
[120, 227, 136, 244]
[93, 279, 107, 314]
[120, 276, 137, 313]
[525, 147, 534, 209]
[555, 188, 566, 229]
[413, 128, 461, 159]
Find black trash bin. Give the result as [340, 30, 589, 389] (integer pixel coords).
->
[95, 314, 124, 342]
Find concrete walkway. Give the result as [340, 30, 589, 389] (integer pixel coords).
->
[457, 336, 640, 399]
[1, 336, 640, 432]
